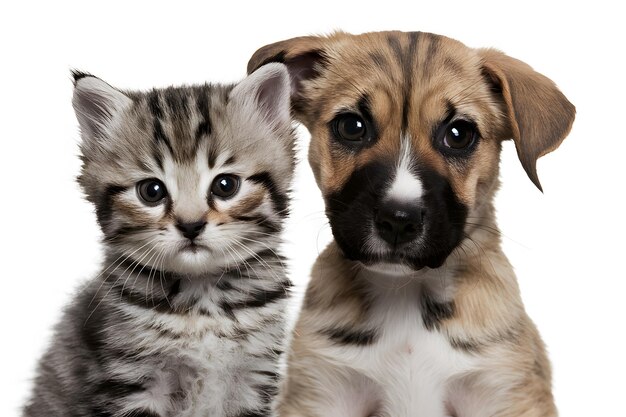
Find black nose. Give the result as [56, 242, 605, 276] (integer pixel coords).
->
[176, 220, 207, 240]
[375, 202, 424, 246]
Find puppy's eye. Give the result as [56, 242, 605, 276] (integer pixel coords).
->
[333, 113, 367, 142]
[443, 120, 476, 150]
[211, 175, 240, 199]
[137, 179, 167, 205]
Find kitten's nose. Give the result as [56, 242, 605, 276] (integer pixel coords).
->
[176, 220, 207, 240]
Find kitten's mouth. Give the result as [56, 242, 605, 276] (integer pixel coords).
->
[180, 242, 209, 254]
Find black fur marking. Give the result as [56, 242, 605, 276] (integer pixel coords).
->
[420, 293, 455, 330]
[104, 225, 146, 244]
[253, 370, 280, 382]
[248, 172, 289, 215]
[232, 214, 282, 233]
[152, 149, 164, 171]
[259, 50, 287, 67]
[255, 249, 287, 265]
[164, 88, 188, 116]
[147, 90, 163, 118]
[216, 279, 235, 291]
[96, 184, 126, 227]
[82, 300, 107, 353]
[153, 118, 174, 156]
[387, 32, 421, 132]
[113, 284, 173, 313]
[147, 90, 174, 156]
[91, 408, 115, 417]
[402, 32, 420, 132]
[236, 410, 268, 417]
[255, 383, 278, 403]
[323, 326, 378, 346]
[168, 279, 181, 298]
[326, 160, 468, 269]
[195, 89, 212, 140]
[93, 379, 145, 397]
[449, 337, 482, 353]
[449, 323, 522, 354]
[220, 285, 290, 314]
[121, 410, 161, 417]
[71, 69, 93, 83]
[207, 144, 218, 169]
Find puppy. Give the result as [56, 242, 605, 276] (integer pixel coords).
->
[248, 31, 575, 417]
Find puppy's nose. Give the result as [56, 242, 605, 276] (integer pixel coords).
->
[375, 202, 423, 246]
[176, 220, 207, 240]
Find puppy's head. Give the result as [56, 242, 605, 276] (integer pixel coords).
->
[249, 31, 575, 270]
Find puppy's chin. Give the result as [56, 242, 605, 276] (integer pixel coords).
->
[343, 244, 451, 272]
[359, 262, 417, 276]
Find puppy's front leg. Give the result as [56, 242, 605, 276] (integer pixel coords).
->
[448, 366, 557, 417]
[278, 355, 381, 417]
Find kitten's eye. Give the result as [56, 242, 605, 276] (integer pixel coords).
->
[443, 120, 476, 150]
[332, 113, 367, 142]
[211, 175, 240, 199]
[137, 179, 167, 205]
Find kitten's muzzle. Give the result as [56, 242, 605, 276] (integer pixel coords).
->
[176, 220, 207, 240]
[374, 201, 424, 246]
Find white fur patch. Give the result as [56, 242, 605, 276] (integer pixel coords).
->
[387, 138, 423, 201]
[308, 270, 478, 417]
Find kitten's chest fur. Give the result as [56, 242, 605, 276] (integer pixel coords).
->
[135, 309, 281, 417]
[89, 272, 287, 417]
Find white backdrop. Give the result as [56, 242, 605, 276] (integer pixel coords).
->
[1, 1, 624, 415]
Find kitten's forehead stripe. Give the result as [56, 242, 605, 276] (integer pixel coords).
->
[148, 90, 175, 158]
[195, 87, 212, 140]
[147, 89, 163, 118]
[163, 88, 190, 117]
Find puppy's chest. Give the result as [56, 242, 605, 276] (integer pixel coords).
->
[331, 300, 476, 416]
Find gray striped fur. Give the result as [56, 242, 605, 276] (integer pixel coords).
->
[23, 63, 295, 417]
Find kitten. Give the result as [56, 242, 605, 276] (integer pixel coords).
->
[23, 63, 295, 417]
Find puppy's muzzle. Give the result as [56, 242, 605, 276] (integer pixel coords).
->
[375, 200, 424, 246]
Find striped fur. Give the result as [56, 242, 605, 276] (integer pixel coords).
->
[23, 64, 295, 417]
[248, 31, 575, 417]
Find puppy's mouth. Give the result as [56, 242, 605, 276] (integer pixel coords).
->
[356, 247, 451, 271]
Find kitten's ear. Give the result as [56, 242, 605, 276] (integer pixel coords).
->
[72, 71, 132, 139]
[229, 63, 291, 129]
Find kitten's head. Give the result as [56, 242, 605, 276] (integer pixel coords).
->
[73, 64, 295, 275]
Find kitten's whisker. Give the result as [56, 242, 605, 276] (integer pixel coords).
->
[156, 249, 172, 308]
[232, 239, 284, 280]
[87, 237, 158, 309]
[223, 243, 244, 279]
[138, 247, 162, 306]
[85, 241, 160, 325]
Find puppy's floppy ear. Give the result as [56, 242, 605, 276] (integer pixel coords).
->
[479, 49, 576, 191]
[247, 36, 326, 116]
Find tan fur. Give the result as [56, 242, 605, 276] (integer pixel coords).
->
[249, 31, 575, 417]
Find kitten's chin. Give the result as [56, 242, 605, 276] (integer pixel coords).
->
[167, 249, 221, 275]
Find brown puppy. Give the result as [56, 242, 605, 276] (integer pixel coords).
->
[248, 31, 574, 417]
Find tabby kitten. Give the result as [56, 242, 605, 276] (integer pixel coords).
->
[23, 63, 295, 417]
